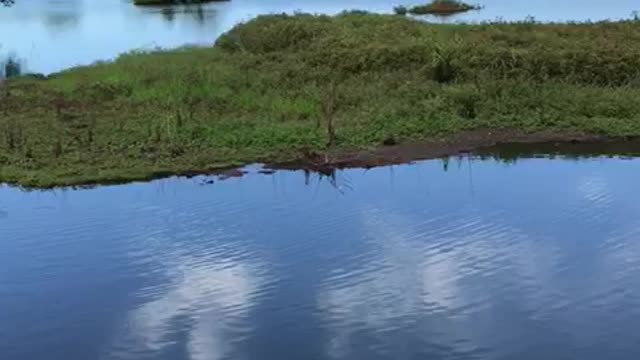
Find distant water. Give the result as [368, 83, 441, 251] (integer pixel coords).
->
[0, 0, 637, 74]
[3, 156, 640, 360]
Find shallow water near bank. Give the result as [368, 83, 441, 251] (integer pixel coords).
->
[3, 155, 640, 360]
[0, 0, 637, 74]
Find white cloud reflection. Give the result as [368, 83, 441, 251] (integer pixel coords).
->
[314, 165, 640, 358]
[104, 255, 264, 360]
[577, 175, 611, 205]
[318, 207, 565, 358]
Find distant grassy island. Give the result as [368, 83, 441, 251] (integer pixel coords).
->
[133, 0, 227, 6]
[2, 12, 640, 187]
[395, 0, 481, 16]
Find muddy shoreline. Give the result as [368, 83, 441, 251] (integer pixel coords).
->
[10, 130, 640, 190]
[265, 130, 640, 174]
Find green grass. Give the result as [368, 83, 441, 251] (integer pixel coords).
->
[2, 12, 640, 187]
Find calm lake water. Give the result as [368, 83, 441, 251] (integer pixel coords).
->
[3, 155, 640, 360]
[0, 0, 638, 74]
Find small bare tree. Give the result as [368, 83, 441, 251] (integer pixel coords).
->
[321, 80, 337, 148]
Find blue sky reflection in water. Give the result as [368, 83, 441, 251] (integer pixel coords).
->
[0, 0, 638, 74]
[2, 156, 640, 359]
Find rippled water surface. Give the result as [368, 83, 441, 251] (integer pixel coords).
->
[0, 0, 638, 74]
[2, 156, 640, 360]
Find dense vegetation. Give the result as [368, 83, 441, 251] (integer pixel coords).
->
[2, 12, 640, 187]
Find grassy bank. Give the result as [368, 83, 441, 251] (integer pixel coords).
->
[2, 12, 640, 187]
